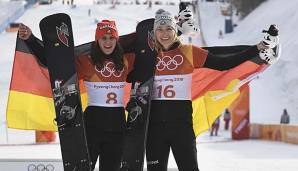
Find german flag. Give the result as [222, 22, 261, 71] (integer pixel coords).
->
[6, 37, 89, 131]
[6, 37, 267, 136]
[6, 36, 132, 131]
[191, 58, 267, 136]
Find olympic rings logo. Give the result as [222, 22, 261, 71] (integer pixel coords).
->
[27, 163, 55, 171]
[95, 62, 124, 77]
[156, 55, 184, 71]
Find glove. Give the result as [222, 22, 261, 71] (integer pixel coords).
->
[18, 23, 32, 40]
[262, 24, 279, 48]
[178, 20, 200, 35]
[259, 24, 281, 65]
[177, 7, 199, 35]
[178, 7, 193, 22]
[259, 46, 281, 65]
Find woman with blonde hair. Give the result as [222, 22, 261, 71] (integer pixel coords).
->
[146, 9, 276, 171]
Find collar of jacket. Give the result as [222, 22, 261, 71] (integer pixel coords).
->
[161, 41, 181, 52]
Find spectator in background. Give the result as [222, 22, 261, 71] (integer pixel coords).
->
[218, 29, 223, 39]
[223, 109, 231, 130]
[88, 9, 91, 16]
[280, 109, 290, 124]
[211, 116, 220, 136]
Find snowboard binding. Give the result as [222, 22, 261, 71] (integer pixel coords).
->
[54, 104, 78, 128]
[120, 161, 131, 171]
[52, 79, 81, 128]
[126, 82, 150, 130]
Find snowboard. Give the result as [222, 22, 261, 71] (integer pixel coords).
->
[39, 13, 92, 171]
[120, 18, 157, 171]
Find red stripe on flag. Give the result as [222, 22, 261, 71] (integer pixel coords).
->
[10, 51, 52, 97]
[191, 61, 265, 99]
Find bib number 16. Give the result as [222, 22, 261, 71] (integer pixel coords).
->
[156, 85, 176, 98]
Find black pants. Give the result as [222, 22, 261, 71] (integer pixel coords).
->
[84, 106, 126, 171]
[146, 123, 199, 171]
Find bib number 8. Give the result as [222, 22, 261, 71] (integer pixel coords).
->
[106, 92, 117, 104]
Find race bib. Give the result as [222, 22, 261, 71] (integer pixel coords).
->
[84, 81, 125, 107]
[153, 74, 192, 100]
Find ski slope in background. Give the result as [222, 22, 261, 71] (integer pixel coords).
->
[199, 0, 298, 124]
[0, 0, 298, 170]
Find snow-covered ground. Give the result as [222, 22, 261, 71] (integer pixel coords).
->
[199, 0, 298, 125]
[0, 0, 298, 170]
[1, 136, 298, 171]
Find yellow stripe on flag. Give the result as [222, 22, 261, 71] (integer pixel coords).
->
[192, 79, 241, 137]
[6, 91, 88, 131]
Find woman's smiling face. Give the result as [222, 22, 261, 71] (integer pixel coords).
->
[97, 33, 117, 55]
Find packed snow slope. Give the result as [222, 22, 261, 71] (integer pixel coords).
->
[199, 0, 298, 124]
